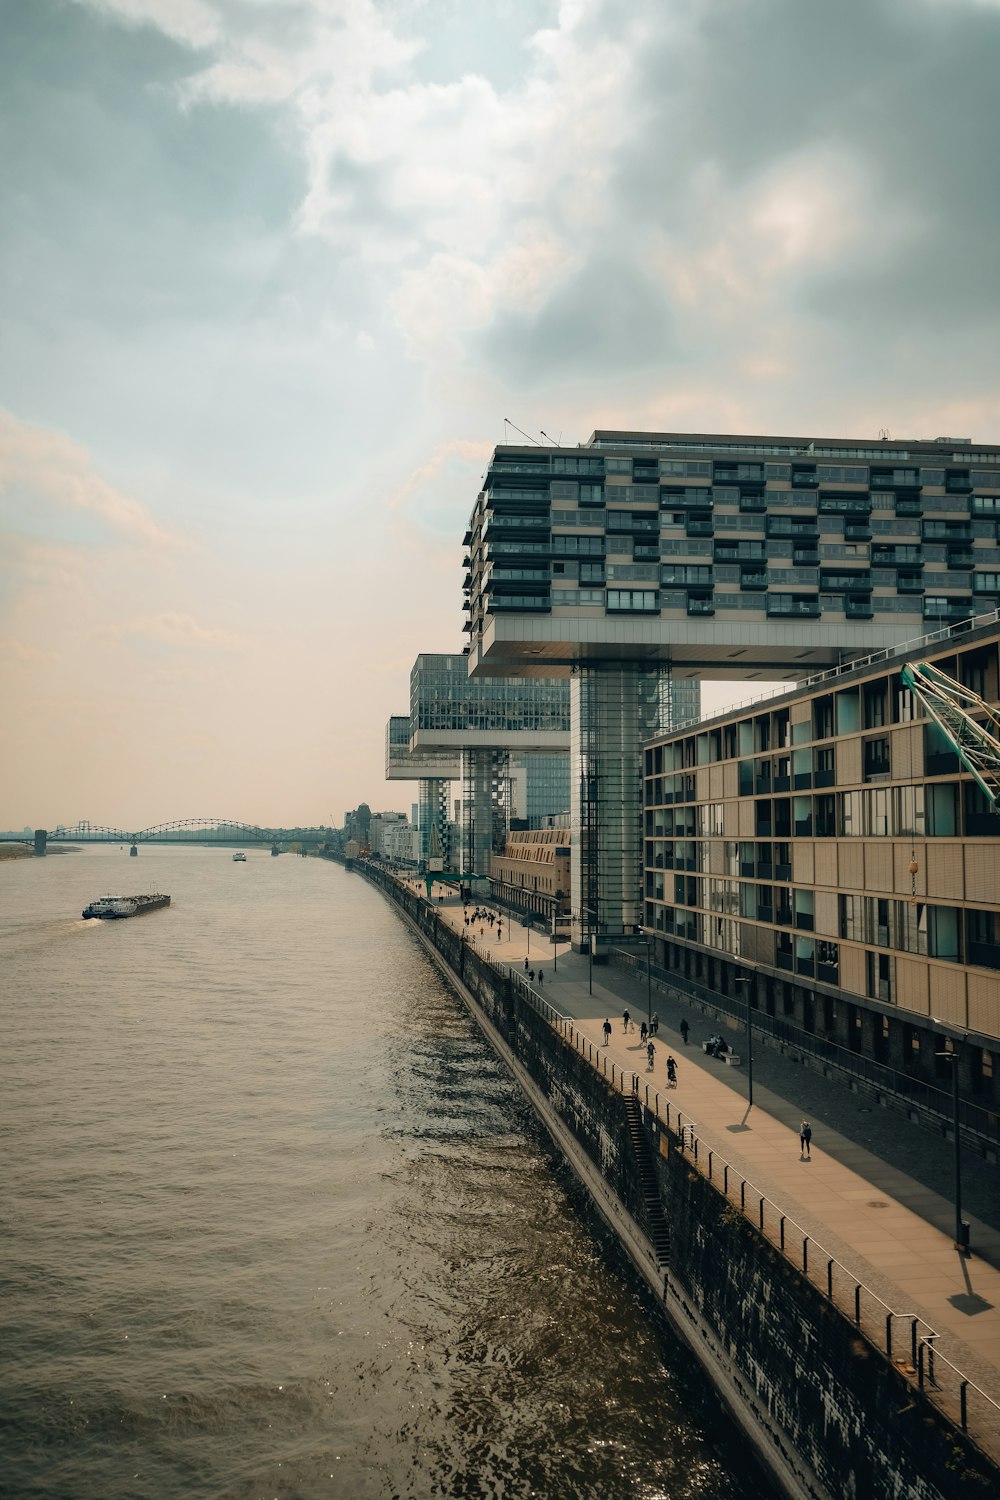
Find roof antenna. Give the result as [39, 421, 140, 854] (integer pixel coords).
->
[504, 417, 541, 445]
[878, 427, 891, 440]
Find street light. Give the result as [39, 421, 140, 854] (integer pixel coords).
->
[933, 1018, 971, 1254]
[637, 927, 653, 1026]
[734, 969, 756, 1108]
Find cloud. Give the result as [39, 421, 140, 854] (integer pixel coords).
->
[0, 410, 182, 549]
[115, 611, 246, 650]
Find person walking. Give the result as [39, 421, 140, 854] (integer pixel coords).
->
[800, 1122, 813, 1159]
[651, 1012, 659, 1037]
[623, 1008, 631, 1033]
[603, 1019, 612, 1046]
[537, 969, 543, 986]
[680, 1018, 689, 1045]
[524, 957, 529, 974]
[646, 1040, 655, 1070]
[639, 1020, 648, 1045]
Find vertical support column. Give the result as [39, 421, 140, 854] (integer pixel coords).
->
[461, 748, 509, 886]
[570, 663, 674, 950]
[418, 778, 449, 870]
[34, 828, 47, 857]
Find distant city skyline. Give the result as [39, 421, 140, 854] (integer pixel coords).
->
[2, 0, 998, 828]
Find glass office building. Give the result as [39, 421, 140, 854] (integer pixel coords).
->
[463, 429, 1000, 943]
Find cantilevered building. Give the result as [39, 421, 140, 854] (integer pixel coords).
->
[463, 429, 995, 945]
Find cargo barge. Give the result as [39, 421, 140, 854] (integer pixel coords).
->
[82, 893, 171, 920]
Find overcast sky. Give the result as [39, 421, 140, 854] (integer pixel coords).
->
[2, 0, 999, 829]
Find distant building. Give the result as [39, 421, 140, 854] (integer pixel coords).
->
[490, 826, 571, 928]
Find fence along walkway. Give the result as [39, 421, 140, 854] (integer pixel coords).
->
[477, 940, 1000, 1463]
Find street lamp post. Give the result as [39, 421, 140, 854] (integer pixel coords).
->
[638, 929, 652, 1026]
[734, 970, 756, 1108]
[933, 1019, 971, 1254]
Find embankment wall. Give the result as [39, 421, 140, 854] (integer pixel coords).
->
[355, 863, 998, 1500]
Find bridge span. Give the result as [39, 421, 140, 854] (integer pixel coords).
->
[1, 820, 331, 857]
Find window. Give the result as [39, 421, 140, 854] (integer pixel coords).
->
[863, 737, 890, 779]
[607, 589, 658, 612]
[579, 483, 604, 504]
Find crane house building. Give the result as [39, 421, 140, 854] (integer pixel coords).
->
[642, 615, 1000, 1142]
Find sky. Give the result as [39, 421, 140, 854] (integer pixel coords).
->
[2, 0, 999, 830]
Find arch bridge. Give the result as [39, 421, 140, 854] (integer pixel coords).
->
[9, 820, 331, 855]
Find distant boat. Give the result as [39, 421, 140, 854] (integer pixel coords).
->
[82, 893, 170, 920]
[232, 851, 247, 862]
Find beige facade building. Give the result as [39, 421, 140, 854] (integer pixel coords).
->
[643, 615, 1000, 1133]
[490, 827, 571, 927]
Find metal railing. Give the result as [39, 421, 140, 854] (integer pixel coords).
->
[669, 606, 1000, 735]
[510, 964, 1000, 1457]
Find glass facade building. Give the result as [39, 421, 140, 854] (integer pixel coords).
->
[463, 429, 1000, 944]
[402, 657, 571, 879]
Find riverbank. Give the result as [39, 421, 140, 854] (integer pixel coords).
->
[355, 857, 1000, 1500]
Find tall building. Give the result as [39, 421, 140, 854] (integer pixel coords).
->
[385, 714, 460, 869]
[409, 653, 570, 879]
[642, 614, 1000, 1134]
[463, 429, 996, 943]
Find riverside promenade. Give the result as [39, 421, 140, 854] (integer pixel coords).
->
[401, 876, 1000, 1444]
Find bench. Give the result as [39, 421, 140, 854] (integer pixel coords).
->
[724, 1053, 742, 1067]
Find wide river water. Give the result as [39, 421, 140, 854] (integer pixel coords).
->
[0, 847, 772, 1499]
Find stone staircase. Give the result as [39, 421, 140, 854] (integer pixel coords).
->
[623, 1093, 671, 1267]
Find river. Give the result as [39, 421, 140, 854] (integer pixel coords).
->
[0, 846, 771, 1499]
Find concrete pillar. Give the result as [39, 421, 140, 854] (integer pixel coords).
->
[461, 748, 509, 883]
[33, 829, 47, 856]
[570, 662, 674, 949]
[418, 778, 450, 869]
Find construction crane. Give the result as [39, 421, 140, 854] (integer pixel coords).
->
[901, 660, 1000, 811]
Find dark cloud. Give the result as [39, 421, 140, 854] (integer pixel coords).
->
[0, 0, 306, 330]
[609, 0, 1000, 330]
[479, 254, 677, 386]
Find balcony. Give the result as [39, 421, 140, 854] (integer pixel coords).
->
[687, 597, 715, 616]
[766, 598, 822, 619]
[686, 520, 715, 537]
[844, 523, 872, 541]
[776, 950, 794, 971]
[740, 571, 768, 590]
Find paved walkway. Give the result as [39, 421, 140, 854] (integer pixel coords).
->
[408, 882, 1000, 1432]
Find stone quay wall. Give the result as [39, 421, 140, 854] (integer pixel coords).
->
[355, 861, 998, 1500]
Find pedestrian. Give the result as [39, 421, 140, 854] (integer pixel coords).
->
[524, 957, 529, 973]
[651, 1012, 659, 1037]
[680, 1018, 689, 1045]
[640, 1020, 648, 1044]
[537, 969, 543, 986]
[623, 1008, 631, 1033]
[800, 1121, 813, 1159]
[603, 1018, 612, 1045]
[666, 1056, 677, 1087]
[528, 968, 535, 982]
[647, 1041, 655, 1070]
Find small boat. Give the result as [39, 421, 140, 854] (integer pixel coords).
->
[232, 851, 247, 862]
[82, 893, 171, 920]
